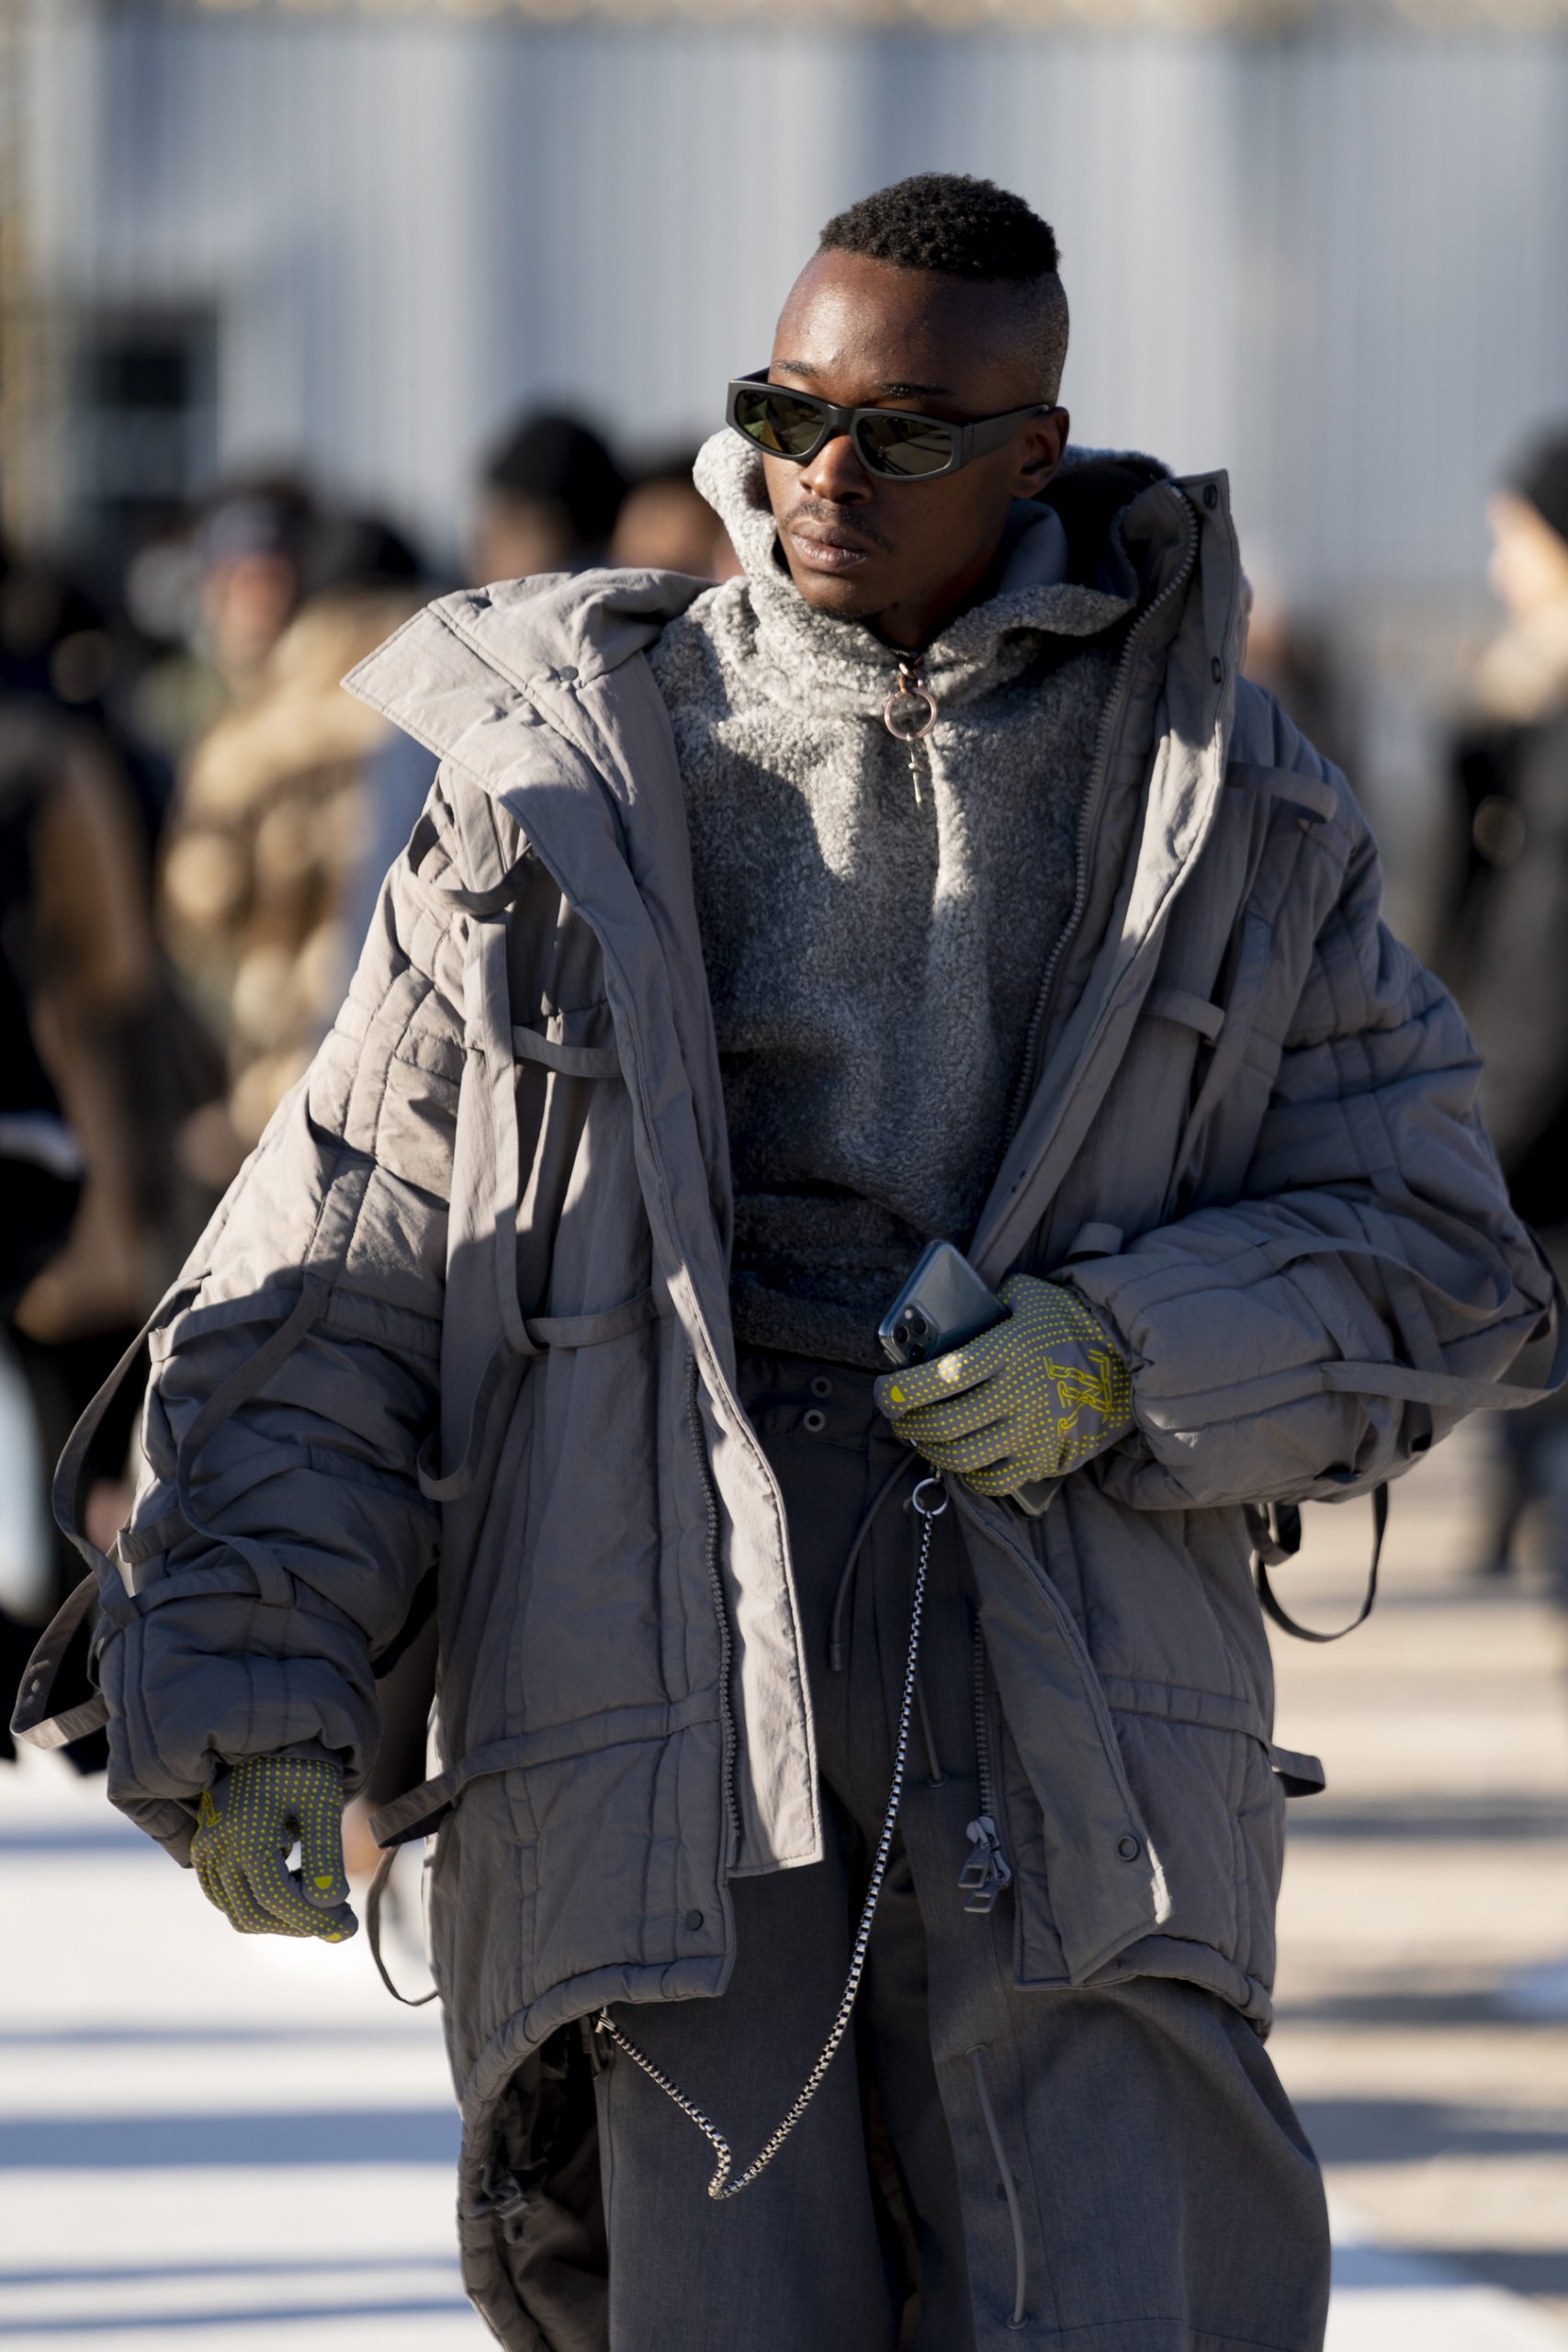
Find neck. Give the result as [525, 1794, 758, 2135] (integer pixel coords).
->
[865, 535, 1010, 654]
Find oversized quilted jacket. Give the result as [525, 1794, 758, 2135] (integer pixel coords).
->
[22, 456, 1554, 2349]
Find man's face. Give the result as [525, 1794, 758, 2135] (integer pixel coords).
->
[760, 250, 1069, 650]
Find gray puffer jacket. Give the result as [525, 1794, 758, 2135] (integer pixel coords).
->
[22, 448, 1554, 2349]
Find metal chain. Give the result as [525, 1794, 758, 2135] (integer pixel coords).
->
[594, 1473, 948, 2201]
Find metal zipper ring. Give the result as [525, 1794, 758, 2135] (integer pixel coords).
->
[884, 682, 938, 742]
[912, 1476, 949, 1519]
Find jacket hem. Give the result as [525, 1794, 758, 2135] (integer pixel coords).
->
[453, 1958, 729, 2348]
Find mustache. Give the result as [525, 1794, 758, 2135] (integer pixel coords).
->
[780, 498, 894, 556]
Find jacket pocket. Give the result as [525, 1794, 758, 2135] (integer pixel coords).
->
[1007, 1676, 1285, 1997]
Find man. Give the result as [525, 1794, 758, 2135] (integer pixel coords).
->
[1443, 426, 1568, 1589]
[19, 176, 1554, 2351]
[471, 410, 627, 588]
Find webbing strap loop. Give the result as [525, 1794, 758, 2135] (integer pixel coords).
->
[52, 1279, 204, 1585]
[1252, 1483, 1387, 1644]
[8, 1574, 108, 1750]
[365, 1846, 438, 2007]
[171, 1283, 328, 1606]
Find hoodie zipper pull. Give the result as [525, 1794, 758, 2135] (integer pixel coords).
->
[883, 659, 938, 808]
[959, 1815, 1014, 1915]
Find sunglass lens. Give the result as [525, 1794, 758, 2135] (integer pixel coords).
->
[855, 412, 956, 479]
[735, 388, 824, 459]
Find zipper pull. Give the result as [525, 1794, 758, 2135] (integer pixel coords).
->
[958, 1815, 1014, 1915]
[883, 660, 938, 808]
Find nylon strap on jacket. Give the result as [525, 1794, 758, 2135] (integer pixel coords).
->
[1251, 1483, 1387, 1644]
[365, 1845, 438, 2007]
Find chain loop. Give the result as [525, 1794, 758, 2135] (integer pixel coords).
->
[594, 1474, 942, 2199]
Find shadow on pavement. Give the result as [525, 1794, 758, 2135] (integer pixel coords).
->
[1298, 2095, 1568, 2166]
[1287, 1795, 1568, 1842]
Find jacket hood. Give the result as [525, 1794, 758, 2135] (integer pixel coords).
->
[690, 426, 1165, 719]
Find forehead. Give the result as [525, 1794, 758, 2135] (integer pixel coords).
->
[771, 249, 1032, 407]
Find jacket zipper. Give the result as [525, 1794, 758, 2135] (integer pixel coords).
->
[958, 1615, 1013, 1915]
[688, 1352, 741, 1867]
[885, 653, 937, 808]
[999, 496, 1202, 1156]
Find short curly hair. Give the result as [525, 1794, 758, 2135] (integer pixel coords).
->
[820, 173, 1058, 281]
[818, 173, 1069, 401]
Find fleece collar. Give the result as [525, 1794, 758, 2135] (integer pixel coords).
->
[691, 427, 1164, 721]
[344, 438, 1208, 770]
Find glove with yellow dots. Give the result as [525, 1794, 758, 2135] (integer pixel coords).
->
[191, 1754, 357, 1943]
[873, 1273, 1134, 1498]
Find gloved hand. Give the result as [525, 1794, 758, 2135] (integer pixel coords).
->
[874, 1273, 1134, 1497]
[192, 1754, 357, 1942]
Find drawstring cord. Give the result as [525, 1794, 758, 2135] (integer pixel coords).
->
[914, 1667, 946, 1788]
[827, 1451, 944, 1784]
[594, 1476, 948, 2201]
[828, 1455, 919, 1671]
[970, 2045, 1029, 2329]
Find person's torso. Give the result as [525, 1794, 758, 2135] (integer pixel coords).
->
[649, 577, 1126, 1365]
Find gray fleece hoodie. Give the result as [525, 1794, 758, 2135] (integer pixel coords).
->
[649, 429, 1141, 1366]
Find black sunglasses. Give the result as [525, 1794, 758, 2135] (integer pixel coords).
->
[727, 369, 1051, 483]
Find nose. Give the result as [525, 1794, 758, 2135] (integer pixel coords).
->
[797, 425, 873, 506]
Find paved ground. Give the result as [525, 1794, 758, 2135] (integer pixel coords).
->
[2, 1420, 1565, 2347]
[1269, 1418, 1568, 2346]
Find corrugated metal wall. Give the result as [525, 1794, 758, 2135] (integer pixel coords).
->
[14, 2, 1568, 603]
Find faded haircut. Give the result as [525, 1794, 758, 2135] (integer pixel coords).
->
[818, 173, 1069, 402]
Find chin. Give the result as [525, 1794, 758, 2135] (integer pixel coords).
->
[783, 559, 883, 622]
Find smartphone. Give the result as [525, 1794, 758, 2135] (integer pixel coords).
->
[878, 1242, 1058, 1520]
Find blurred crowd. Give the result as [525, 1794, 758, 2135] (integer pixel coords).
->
[3, 401, 1567, 1792]
[0, 409, 735, 1785]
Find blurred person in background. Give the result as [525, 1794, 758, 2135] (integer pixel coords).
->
[129, 474, 319, 774]
[0, 887, 83, 1767]
[1, 541, 178, 860]
[470, 409, 626, 584]
[609, 448, 739, 579]
[1241, 572, 1353, 781]
[1442, 427, 1568, 1583]
[198, 472, 318, 702]
[159, 506, 432, 1188]
[0, 579, 222, 1767]
[17, 175, 1557, 2352]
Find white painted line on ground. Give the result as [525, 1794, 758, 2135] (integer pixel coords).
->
[1327, 2205, 1568, 2350]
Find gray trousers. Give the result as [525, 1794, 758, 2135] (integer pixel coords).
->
[593, 1351, 1330, 2352]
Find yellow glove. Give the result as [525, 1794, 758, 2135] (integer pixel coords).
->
[874, 1273, 1134, 1497]
[192, 1754, 357, 1942]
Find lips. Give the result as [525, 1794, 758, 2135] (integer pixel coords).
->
[784, 518, 876, 573]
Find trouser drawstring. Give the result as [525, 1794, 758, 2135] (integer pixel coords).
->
[828, 1454, 918, 1672]
[969, 2045, 1029, 2330]
[829, 1451, 943, 1780]
[914, 1666, 946, 1787]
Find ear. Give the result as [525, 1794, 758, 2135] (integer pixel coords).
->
[1011, 408, 1069, 500]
